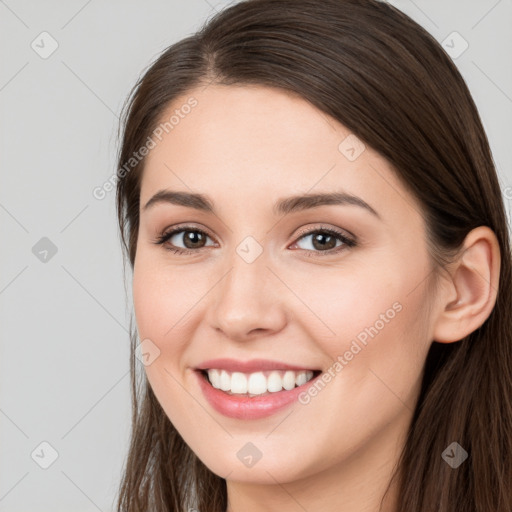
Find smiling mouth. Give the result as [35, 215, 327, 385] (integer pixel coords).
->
[199, 368, 322, 397]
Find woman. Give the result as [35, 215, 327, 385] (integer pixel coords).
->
[114, 0, 512, 510]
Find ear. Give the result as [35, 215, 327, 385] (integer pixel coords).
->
[432, 226, 501, 343]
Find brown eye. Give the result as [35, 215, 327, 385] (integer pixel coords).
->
[155, 227, 215, 253]
[179, 230, 208, 249]
[293, 228, 355, 254]
[310, 232, 338, 251]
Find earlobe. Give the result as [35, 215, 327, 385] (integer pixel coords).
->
[433, 226, 501, 344]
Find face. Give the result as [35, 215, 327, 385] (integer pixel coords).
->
[132, 84, 437, 485]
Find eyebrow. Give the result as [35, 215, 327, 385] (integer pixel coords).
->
[142, 189, 380, 218]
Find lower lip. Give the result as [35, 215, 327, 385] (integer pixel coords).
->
[195, 370, 320, 420]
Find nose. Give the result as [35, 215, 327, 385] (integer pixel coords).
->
[207, 249, 288, 342]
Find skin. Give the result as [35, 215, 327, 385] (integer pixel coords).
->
[132, 84, 500, 512]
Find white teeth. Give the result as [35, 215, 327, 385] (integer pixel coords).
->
[296, 371, 308, 386]
[219, 370, 231, 391]
[209, 369, 221, 389]
[231, 372, 247, 394]
[267, 371, 283, 392]
[282, 370, 296, 390]
[248, 372, 267, 394]
[206, 369, 315, 396]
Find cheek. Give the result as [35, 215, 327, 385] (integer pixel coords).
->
[286, 255, 433, 397]
[132, 255, 206, 424]
[285, 254, 427, 341]
[132, 252, 209, 340]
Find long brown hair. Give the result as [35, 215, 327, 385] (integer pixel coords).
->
[115, 0, 512, 510]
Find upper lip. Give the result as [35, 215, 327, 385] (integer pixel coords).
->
[195, 358, 319, 373]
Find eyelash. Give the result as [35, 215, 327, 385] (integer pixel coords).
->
[153, 224, 357, 257]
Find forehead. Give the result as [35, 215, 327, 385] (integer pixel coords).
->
[139, 84, 419, 223]
[147, 84, 342, 168]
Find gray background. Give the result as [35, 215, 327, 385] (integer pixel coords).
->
[1, 0, 511, 510]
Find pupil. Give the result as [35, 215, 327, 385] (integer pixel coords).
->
[313, 233, 335, 250]
[185, 231, 205, 248]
